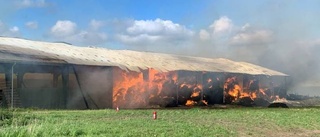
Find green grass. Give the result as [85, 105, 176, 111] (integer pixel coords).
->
[1, 107, 320, 137]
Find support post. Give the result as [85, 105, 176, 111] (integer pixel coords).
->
[270, 76, 274, 97]
[222, 73, 226, 104]
[199, 72, 204, 101]
[142, 69, 149, 82]
[283, 76, 288, 98]
[53, 73, 59, 88]
[109, 67, 114, 108]
[17, 70, 24, 89]
[238, 74, 243, 98]
[4, 65, 11, 89]
[142, 69, 150, 108]
[257, 76, 261, 92]
[176, 71, 179, 106]
[61, 65, 69, 109]
[11, 62, 16, 108]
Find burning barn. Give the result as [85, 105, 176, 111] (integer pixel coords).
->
[0, 37, 288, 109]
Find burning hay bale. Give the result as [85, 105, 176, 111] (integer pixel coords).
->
[185, 100, 208, 107]
[236, 97, 254, 107]
[204, 88, 224, 105]
[162, 97, 177, 107]
[112, 67, 288, 108]
[198, 100, 208, 106]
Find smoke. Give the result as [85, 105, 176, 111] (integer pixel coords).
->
[187, 22, 320, 95]
[68, 66, 114, 109]
[111, 1, 320, 95]
[2, 1, 320, 96]
[176, 1, 320, 95]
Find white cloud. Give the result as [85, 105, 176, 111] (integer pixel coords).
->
[241, 23, 250, 31]
[199, 29, 210, 40]
[89, 19, 105, 30]
[198, 16, 235, 42]
[73, 31, 108, 45]
[117, 34, 161, 43]
[49, 20, 107, 46]
[127, 18, 193, 36]
[25, 21, 38, 29]
[209, 16, 233, 34]
[117, 18, 193, 46]
[198, 17, 273, 46]
[50, 20, 77, 37]
[0, 21, 20, 37]
[9, 26, 19, 32]
[15, 0, 48, 8]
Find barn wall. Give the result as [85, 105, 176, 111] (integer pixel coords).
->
[0, 63, 67, 109]
[19, 88, 63, 108]
[17, 66, 66, 109]
[202, 72, 224, 104]
[0, 62, 289, 109]
[271, 76, 288, 98]
[67, 65, 113, 109]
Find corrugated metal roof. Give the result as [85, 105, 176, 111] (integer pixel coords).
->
[0, 37, 288, 76]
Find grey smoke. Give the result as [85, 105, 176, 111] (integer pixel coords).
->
[111, 1, 320, 96]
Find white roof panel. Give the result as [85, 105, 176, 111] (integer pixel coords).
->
[0, 37, 288, 76]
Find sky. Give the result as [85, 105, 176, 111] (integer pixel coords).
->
[1, 0, 320, 93]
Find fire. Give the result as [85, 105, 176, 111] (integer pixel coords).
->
[222, 75, 287, 103]
[272, 95, 288, 103]
[112, 67, 286, 108]
[190, 91, 200, 98]
[113, 68, 178, 108]
[149, 69, 166, 95]
[185, 100, 196, 106]
[224, 76, 241, 100]
[228, 90, 238, 98]
[250, 92, 257, 99]
[180, 83, 193, 88]
[201, 100, 208, 105]
[240, 92, 257, 100]
[259, 88, 267, 95]
[192, 84, 202, 96]
[112, 68, 146, 107]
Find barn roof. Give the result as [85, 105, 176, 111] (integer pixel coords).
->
[0, 37, 288, 76]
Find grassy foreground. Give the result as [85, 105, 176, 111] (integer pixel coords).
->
[1, 107, 320, 137]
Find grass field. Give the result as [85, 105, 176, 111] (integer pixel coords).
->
[1, 107, 320, 137]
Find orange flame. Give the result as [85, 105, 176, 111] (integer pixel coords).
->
[113, 68, 285, 107]
[113, 68, 178, 108]
[190, 91, 200, 98]
[207, 78, 212, 83]
[185, 100, 196, 106]
[202, 100, 208, 105]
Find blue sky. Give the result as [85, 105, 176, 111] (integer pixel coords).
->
[1, 0, 320, 85]
[1, 0, 320, 49]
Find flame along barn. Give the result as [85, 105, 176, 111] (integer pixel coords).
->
[0, 37, 288, 109]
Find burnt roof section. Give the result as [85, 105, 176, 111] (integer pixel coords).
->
[0, 37, 288, 76]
